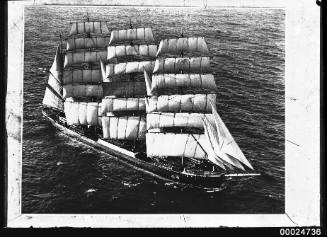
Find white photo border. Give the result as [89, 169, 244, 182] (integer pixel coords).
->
[6, 0, 321, 227]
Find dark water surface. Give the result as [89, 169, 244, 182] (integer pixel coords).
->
[23, 6, 285, 213]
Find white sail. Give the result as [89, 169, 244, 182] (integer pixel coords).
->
[101, 97, 146, 114]
[109, 28, 155, 45]
[100, 58, 107, 82]
[146, 94, 216, 113]
[202, 117, 243, 170]
[69, 21, 109, 36]
[144, 71, 152, 96]
[102, 81, 147, 97]
[66, 36, 109, 50]
[78, 102, 88, 125]
[146, 133, 207, 159]
[63, 69, 102, 84]
[47, 71, 62, 95]
[63, 50, 107, 68]
[64, 101, 100, 126]
[63, 84, 103, 99]
[156, 37, 209, 56]
[147, 113, 214, 131]
[107, 44, 158, 60]
[102, 116, 146, 140]
[151, 74, 216, 92]
[195, 125, 226, 169]
[152, 57, 211, 74]
[43, 87, 64, 110]
[104, 61, 155, 78]
[210, 104, 254, 170]
[42, 45, 64, 110]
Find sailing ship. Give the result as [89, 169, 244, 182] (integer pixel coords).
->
[42, 17, 259, 188]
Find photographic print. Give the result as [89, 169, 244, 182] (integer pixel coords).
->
[6, 0, 321, 228]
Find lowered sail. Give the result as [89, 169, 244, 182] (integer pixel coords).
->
[66, 36, 110, 50]
[64, 100, 100, 126]
[146, 94, 216, 113]
[107, 45, 158, 60]
[63, 69, 102, 84]
[147, 113, 214, 131]
[69, 21, 109, 36]
[210, 104, 254, 170]
[153, 57, 211, 74]
[64, 50, 107, 68]
[63, 84, 103, 99]
[104, 61, 155, 78]
[146, 133, 207, 159]
[102, 116, 146, 140]
[156, 37, 209, 56]
[109, 28, 155, 45]
[101, 97, 145, 115]
[102, 81, 146, 97]
[42, 45, 64, 110]
[151, 74, 216, 93]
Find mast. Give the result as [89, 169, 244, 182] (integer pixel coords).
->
[179, 29, 184, 168]
[58, 15, 110, 133]
[129, 18, 136, 148]
[203, 0, 208, 9]
[100, 20, 156, 145]
[59, 33, 62, 54]
[146, 30, 216, 170]
[146, 30, 254, 173]
[86, 12, 90, 22]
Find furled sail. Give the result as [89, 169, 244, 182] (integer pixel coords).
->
[153, 57, 211, 74]
[150, 74, 216, 93]
[156, 37, 209, 56]
[63, 84, 103, 99]
[63, 50, 107, 68]
[42, 45, 64, 110]
[101, 97, 146, 115]
[107, 45, 158, 60]
[64, 100, 100, 126]
[109, 28, 155, 45]
[104, 61, 155, 78]
[147, 113, 214, 131]
[102, 81, 147, 97]
[146, 133, 207, 159]
[66, 36, 110, 51]
[69, 21, 109, 36]
[63, 69, 102, 84]
[209, 104, 254, 170]
[101, 116, 146, 140]
[146, 94, 216, 113]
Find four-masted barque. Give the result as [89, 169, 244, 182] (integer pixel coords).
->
[42, 17, 259, 188]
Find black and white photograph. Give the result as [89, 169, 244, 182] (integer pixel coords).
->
[5, 0, 322, 229]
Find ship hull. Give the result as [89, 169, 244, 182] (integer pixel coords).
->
[42, 108, 228, 188]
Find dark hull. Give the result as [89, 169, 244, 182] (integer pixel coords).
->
[42, 108, 255, 188]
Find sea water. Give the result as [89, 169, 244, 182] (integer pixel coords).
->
[23, 6, 285, 213]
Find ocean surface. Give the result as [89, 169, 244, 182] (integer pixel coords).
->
[23, 6, 285, 213]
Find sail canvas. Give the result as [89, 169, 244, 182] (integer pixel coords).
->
[69, 21, 109, 36]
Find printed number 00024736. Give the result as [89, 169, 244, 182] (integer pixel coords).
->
[279, 228, 321, 236]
